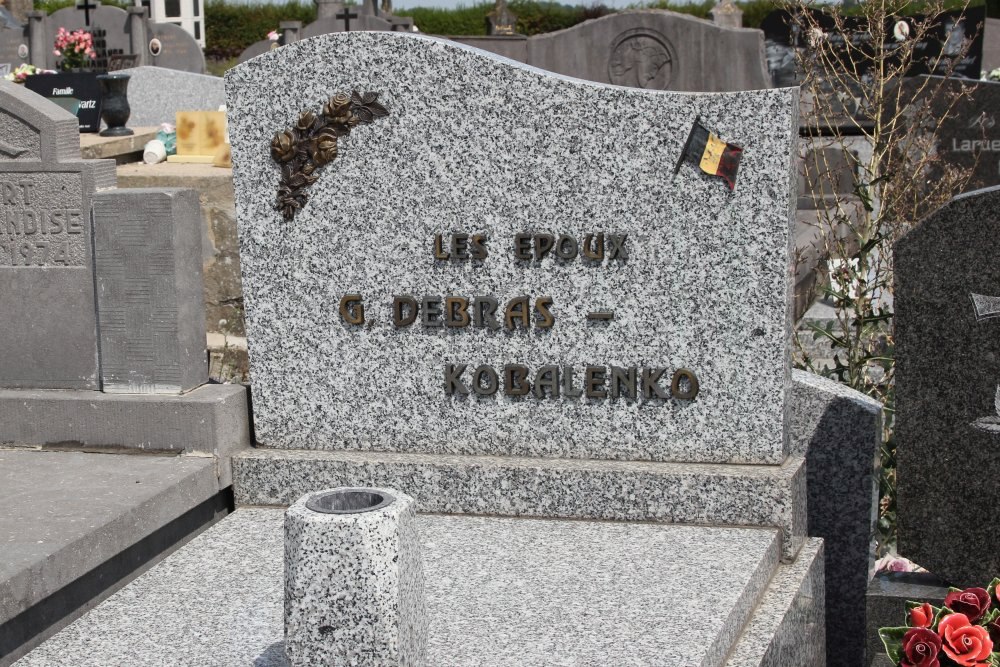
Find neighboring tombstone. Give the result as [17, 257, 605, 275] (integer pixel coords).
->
[238, 7, 399, 63]
[896, 76, 1000, 194]
[461, 10, 771, 93]
[895, 186, 1000, 586]
[761, 6, 986, 89]
[38, 2, 204, 73]
[0, 80, 248, 477]
[119, 65, 224, 126]
[486, 0, 517, 37]
[710, 0, 742, 30]
[0, 24, 29, 74]
[0, 80, 114, 388]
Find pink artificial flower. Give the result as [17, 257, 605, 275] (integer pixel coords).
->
[53, 49, 60, 56]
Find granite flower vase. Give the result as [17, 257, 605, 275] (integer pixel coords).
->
[97, 73, 133, 137]
[284, 487, 426, 666]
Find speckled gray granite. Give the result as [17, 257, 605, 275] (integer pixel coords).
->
[16, 508, 823, 667]
[117, 67, 225, 127]
[233, 447, 806, 560]
[789, 369, 881, 667]
[895, 186, 1000, 586]
[725, 538, 825, 666]
[225, 32, 798, 465]
[284, 489, 425, 666]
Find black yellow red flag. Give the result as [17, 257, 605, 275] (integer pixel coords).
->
[678, 121, 743, 190]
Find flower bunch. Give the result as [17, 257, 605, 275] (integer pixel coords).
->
[3, 64, 54, 83]
[53, 27, 96, 71]
[881, 578, 1000, 667]
[267, 30, 279, 41]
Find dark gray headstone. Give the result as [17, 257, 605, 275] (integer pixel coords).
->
[0, 80, 115, 389]
[93, 189, 207, 394]
[898, 77, 1000, 194]
[895, 186, 1000, 586]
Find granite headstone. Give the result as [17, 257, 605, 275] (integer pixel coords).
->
[225, 32, 797, 465]
[895, 186, 1000, 586]
[118, 66, 224, 126]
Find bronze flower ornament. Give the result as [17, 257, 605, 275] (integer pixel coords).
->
[271, 90, 389, 220]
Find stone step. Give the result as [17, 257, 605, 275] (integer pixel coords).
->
[0, 450, 227, 664]
[13, 508, 825, 667]
[233, 448, 805, 560]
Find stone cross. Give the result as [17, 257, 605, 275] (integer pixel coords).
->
[76, 0, 98, 26]
[336, 7, 357, 31]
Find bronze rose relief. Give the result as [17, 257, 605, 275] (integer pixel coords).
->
[270, 91, 389, 220]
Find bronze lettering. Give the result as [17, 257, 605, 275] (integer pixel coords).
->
[514, 233, 532, 260]
[555, 235, 578, 260]
[562, 365, 583, 398]
[451, 233, 469, 260]
[535, 297, 555, 329]
[582, 233, 604, 260]
[433, 234, 449, 259]
[473, 296, 501, 330]
[470, 234, 488, 260]
[607, 234, 628, 260]
[504, 296, 530, 330]
[503, 364, 530, 396]
[444, 364, 469, 395]
[339, 294, 365, 325]
[393, 295, 418, 327]
[610, 366, 637, 400]
[641, 367, 668, 399]
[422, 296, 443, 328]
[533, 366, 559, 398]
[585, 366, 607, 398]
[534, 233, 554, 260]
[473, 365, 498, 396]
[671, 368, 700, 400]
[445, 297, 470, 327]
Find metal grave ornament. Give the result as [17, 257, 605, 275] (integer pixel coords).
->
[271, 91, 388, 220]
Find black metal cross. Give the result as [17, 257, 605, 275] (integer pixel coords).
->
[336, 7, 358, 31]
[76, 0, 98, 26]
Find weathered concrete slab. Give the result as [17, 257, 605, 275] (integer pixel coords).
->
[0, 450, 218, 647]
[93, 188, 207, 394]
[0, 384, 250, 486]
[14, 508, 824, 667]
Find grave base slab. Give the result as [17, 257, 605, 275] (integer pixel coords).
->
[234, 447, 806, 560]
[0, 450, 226, 664]
[14, 508, 825, 667]
[0, 384, 250, 487]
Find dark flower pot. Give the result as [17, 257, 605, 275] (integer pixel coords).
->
[97, 73, 133, 137]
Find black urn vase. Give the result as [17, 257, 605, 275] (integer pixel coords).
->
[97, 73, 133, 137]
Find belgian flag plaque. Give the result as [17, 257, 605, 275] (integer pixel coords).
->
[679, 121, 743, 190]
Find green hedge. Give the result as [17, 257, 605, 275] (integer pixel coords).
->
[205, 0, 317, 59]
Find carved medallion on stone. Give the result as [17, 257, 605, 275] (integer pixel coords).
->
[608, 28, 675, 90]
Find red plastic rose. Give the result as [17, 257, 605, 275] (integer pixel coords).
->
[944, 588, 991, 622]
[938, 613, 994, 666]
[900, 627, 941, 667]
[910, 602, 934, 628]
